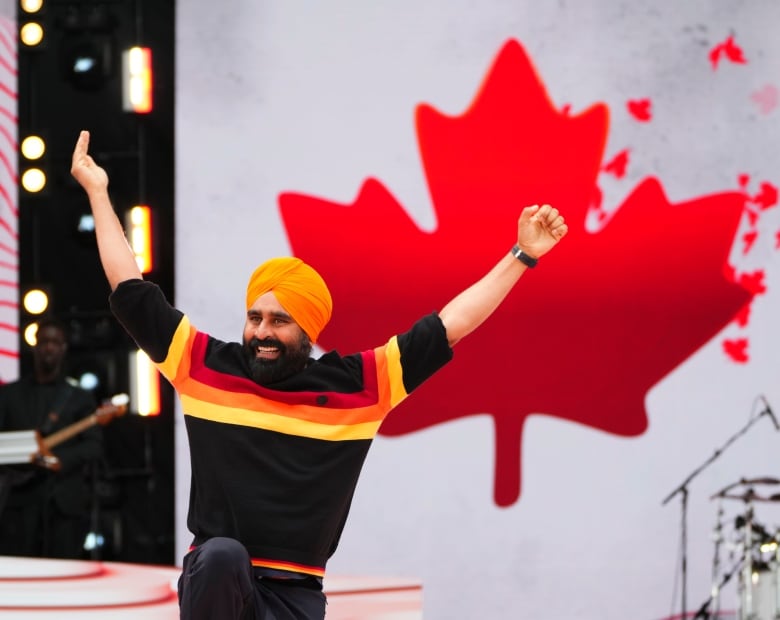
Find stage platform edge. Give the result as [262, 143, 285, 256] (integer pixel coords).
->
[0, 555, 423, 619]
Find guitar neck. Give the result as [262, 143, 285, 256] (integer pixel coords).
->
[42, 414, 97, 450]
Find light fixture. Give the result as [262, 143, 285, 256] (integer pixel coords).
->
[21, 135, 46, 160]
[20, 134, 48, 195]
[78, 371, 100, 391]
[122, 47, 153, 113]
[23, 322, 39, 347]
[126, 205, 153, 273]
[21, 167, 46, 193]
[59, 25, 114, 91]
[20, 22, 44, 47]
[77, 213, 95, 235]
[22, 288, 49, 315]
[68, 356, 107, 397]
[20, 0, 44, 13]
[129, 349, 160, 416]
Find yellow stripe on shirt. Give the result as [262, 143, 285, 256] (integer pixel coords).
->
[180, 394, 383, 441]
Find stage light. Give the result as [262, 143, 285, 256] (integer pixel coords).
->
[77, 213, 95, 233]
[122, 47, 153, 113]
[60, 34, 113, 91]
[129, 349, 160, 416]
[20, 0, 44, 13]
[21, 167, 46, 193]
[21, 135, 46, 160]
[22, 288, 49, 315]
[127, 205, 153, 273]
[83, 532, 104, 552]
[20, 22, 44, 47]
[68, 357, 107, 398]
[23, 323, 38, 347]
[78, 371, 100, 391]
[20, 136, 48, 195]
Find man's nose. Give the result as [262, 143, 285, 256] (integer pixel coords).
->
[253, 321, 272, 340]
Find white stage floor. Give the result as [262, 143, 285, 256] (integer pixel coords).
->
[0, 556, 422, 619]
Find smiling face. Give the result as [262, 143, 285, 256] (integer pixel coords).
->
[242, 291, 313, 385]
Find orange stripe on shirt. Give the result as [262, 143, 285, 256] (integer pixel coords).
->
[180, 393, 383, 440]
[250, 558, 325, 578]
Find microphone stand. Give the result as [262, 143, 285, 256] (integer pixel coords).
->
[661, 401, 773, 619]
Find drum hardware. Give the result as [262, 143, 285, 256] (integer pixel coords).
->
[741, 505, 758, 619]
[721, 491, 780, 504]
[736, 514, 776, 547]
[693, 554, 744, 619]
[711, 481, 780, 503]
[705, 477, 780, 620]
[664, 397, 779, 619]
[707, 499, 726, 618]
[760, 540, 779, 554]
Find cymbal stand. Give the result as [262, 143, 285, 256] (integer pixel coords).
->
[662, 401, 772, 619]
[774, 538, 780, 620]
[710, 498, 725, 618]
[740, 502, 756, 620]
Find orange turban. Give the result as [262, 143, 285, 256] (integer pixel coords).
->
[245, 257, 333, 343]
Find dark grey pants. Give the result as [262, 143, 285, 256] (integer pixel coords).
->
[178, 537, 326, 620]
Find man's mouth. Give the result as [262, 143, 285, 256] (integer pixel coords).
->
[255, 344, 281, 361]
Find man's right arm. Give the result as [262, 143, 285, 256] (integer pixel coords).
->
[70, 130, 142, 290]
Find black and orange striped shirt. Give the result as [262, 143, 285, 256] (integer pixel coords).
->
[109, 278, 452, 576]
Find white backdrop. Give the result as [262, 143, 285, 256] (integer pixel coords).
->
[0, 0, 17, 382]
[175, 2, 780, 618]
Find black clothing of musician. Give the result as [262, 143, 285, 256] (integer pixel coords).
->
[0, 318, 101, 559]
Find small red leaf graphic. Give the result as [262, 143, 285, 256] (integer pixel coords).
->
[723, 338, 749, 363]
[723, 36, 747, 63]
[737, 270, 767, 295]
[742, 230, 758, 254]
[750, 84, 779, 114]
[745, 206, 760, 227]
[603, 149, 630, 178]
[627, 98, 652, 121]
[738, 174, 750, 189]
[709, 46, 722, 69]
[734, 304, 751, 328]
[753, 182, 778, 210]
[710, 35, 748, 69]
[280, 39, 754, 506]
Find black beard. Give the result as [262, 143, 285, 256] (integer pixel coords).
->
[243, 335, 312, 385]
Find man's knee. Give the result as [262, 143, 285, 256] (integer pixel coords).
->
[187, 537, 251, 581]
[179, 538, 254, 619]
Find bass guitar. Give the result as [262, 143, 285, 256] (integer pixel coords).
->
[0, 394, 129, 471]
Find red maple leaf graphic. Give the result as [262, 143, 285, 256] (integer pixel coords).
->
[279, 40, 753, 506]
